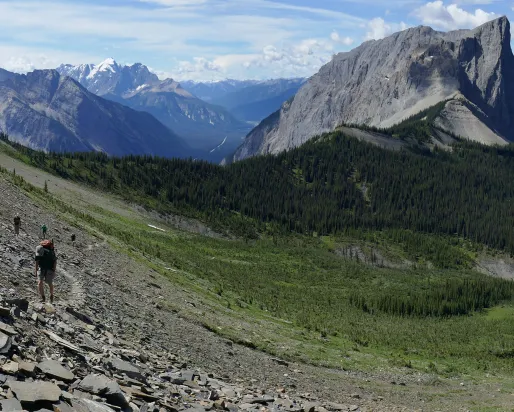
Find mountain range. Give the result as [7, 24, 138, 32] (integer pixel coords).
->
[57, 60, 251, 160]
[55, 60, 305, 160]
[180, 78, 305, 123]
[0, 59, 305, 161]
[0, 69, 188, 157]
[1, 17, 514, 164]
[235, 16, 514, 161]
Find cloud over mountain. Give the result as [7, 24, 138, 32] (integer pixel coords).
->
[0, 0, 508, 80]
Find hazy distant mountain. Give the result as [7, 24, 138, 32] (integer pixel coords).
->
[57, 60, 251, 161]
[179, 80, 260, 102]
[235, 17, 514, 161]
[216, 79, 306, 123]
[181, 79, 305, 123]
[0, 69, 189, 157]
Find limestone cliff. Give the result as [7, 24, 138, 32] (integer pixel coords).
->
[235, 17, 514, 160]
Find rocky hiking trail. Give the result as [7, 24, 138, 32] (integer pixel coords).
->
[0, 176, 505, 412]
[0, 177, 383, 412]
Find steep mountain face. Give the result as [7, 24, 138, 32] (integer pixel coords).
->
[181, 79, 305, 123]
[0, 69, 189, 157]
[58, 60, 251, 159]
[235, 17, 514, 161]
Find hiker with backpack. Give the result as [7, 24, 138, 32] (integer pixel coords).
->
[35, 239, 57, 303]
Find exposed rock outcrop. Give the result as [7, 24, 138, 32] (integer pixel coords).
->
[235, 17, 514, 160]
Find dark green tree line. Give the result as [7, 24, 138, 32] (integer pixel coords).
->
[4, 130, 514, 253]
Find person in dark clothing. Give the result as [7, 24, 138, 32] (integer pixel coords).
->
[13, 216, 20, 236]
[35, 240, 57, 303]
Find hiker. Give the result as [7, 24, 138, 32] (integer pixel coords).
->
[71, 233, 76, 243]
[40, 224, 47, 239]
[13, 215, 20, 236]
[35, 239, 57, 303]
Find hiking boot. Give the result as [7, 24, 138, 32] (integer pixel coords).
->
[40, 295, 46, 303]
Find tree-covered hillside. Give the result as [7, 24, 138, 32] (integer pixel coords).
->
[2, 130, 514, 254]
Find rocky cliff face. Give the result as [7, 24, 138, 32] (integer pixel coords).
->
[0, 70, 189, 157]
[235, 17, 514, 161]
[58, 60, 251, 158]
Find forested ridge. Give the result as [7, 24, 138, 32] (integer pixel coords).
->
[2, 131, 514, 253]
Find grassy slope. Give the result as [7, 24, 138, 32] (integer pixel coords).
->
[3, 153, 514, 383]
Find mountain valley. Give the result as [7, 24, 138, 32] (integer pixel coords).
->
[4, 113, 514, 409]
[2, 11, 514, 412]
[57, 60, 252, 161]
[181, 78, 305, 124]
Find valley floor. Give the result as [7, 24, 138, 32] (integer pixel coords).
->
[1, 152, 514, 411]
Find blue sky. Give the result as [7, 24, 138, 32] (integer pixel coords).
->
[0, 0, 510, 80]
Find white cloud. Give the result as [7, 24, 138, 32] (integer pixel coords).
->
[172, 35, 341, 80]
[364, 18, 409, 40]
[2, 0, 468, 81]
[330, 31, 354, 45]
[0, 45, 100, 73]
[176, 57, 222, 75]
[413, 1, 498, 30]
[0, 0, 363, 81]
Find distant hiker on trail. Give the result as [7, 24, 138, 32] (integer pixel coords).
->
[40, 224, 47, 239]
[13, 215, 20, 236]
[71, 234, 76, 243]
[35, 239, 57, 304]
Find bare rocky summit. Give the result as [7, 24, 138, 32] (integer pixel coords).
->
[235, 17, 514, 160]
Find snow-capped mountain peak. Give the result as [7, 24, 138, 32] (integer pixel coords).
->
[87, 58, 119, 79]
[57, 59, 159, 96]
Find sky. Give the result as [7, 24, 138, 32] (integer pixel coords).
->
[0, 0, 510, 81]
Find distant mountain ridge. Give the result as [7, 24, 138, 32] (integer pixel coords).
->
[58, 59, 161, 97]
[57, 59, 251, 161]
[0, 69, 189, 157]
[181, 78, 305, 123]
[179, 80, 260, 102]
[234, 17, 514, 161]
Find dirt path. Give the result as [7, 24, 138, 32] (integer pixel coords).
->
[58, 267, 86, 307]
